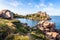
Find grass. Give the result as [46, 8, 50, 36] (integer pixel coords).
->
[0, 18, 49, 40]
[6, 34, 29, 40]
[30, 29, 49, 40]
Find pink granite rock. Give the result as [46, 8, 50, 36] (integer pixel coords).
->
[0, 9, 13, 19]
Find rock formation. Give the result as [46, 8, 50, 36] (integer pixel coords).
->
[0, 9, 13, 19]
[25, 11, 51, 21]
[37, 21, 60, 40]
[38, 11, 51, 20]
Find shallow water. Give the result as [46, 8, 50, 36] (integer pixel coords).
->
[17, 18, 39, 27]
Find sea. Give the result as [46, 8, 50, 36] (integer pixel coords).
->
[17, 16, 60, 29]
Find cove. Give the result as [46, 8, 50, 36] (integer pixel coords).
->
[16, 18, 39, 27]
[16, 16, 60, 29]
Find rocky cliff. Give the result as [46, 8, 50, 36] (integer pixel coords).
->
[0, 9, 13, 19]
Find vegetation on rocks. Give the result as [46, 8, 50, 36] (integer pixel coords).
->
[0, 10, 50, 40]
[25, 11, 51, 21]
[13, 11, 51, 21]
[13, 13, 25, 18]
[0, 18, 49, 40]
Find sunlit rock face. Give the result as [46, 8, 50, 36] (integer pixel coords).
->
[0, 9, 13, 19]
[37, 21, 55, 31]
[37, 11, 51, 20]
[43, 21, 55, 29]
[46, 32, 59, 38]
[37, 21, 60, 40]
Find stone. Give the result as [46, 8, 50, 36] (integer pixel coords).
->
[56, 35, 60, 40]
[0, 9, 13, 19]
[37, 21, 55, 30]
[43, 21, 55, 28]
[39, 27, 44, 31]
[36, 20, 60, 40]
[46, 32, 59, 38]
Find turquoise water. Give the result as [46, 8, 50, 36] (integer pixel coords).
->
[17, 18, 39, 27]
[17, 16, 60, 29]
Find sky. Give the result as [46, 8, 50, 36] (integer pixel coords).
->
[0, 0, 60, 16]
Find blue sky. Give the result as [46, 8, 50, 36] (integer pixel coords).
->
[0, 0, 60, 16]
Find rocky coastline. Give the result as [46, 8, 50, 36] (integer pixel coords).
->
[24, 11, 60, 40]
[21, 15, 60, 40]
[0, 9, 60, 40]
[36, 20, 60, 40]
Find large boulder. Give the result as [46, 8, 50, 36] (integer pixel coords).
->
[37, 21, 55, 31]
[43, 21, 55, 29]
[46, 32, 59, 38]
[37, 21, 60, 40]
[0, 9, 13, 19]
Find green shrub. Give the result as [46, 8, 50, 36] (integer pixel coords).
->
[6, 34, 29, 40]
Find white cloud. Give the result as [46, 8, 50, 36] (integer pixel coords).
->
[35, 3, 46, 9]
[35, 1, 58, 16]
[35, 0, 47, 8]
[49, 3, 53, 6]
[42, 6, 60, 16]
[9, 1, 23, 7]
[28, 2, 33, 7]
[9, 1, 19, 7]
[40, 0, 45, 3]
[28, 3, 32, 5]
[35, 0, 56, 15]
[41, 3, 54, 11]
[35, 5, 40, 8]
[39, 3, 46, 7]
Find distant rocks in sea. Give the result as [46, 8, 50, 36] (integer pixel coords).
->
[0, 9, 14, 19]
